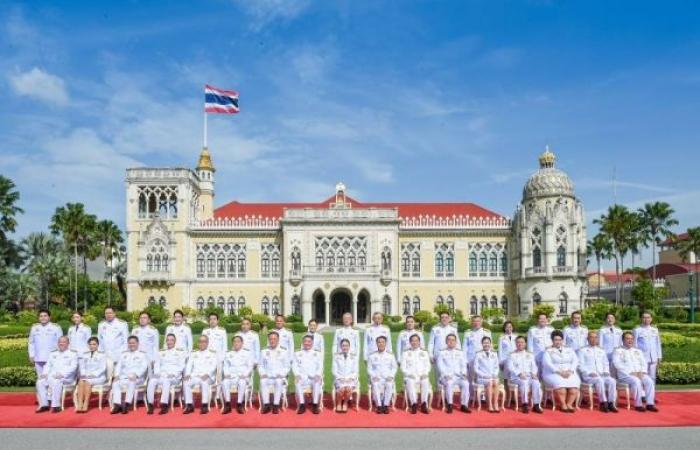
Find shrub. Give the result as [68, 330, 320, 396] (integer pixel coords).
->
[223, 323, 242, 333]
[456, 320, 469, 333]
[433, 304, 451, 317]
[551, 320, 564, 330]
[141, 304, 169, 324]
[251, 314, 273, 331]
[285, 314, 302, 323]
[657, 362, 700, 384]
[531, 304, 555, 320]
[291, 322, 307, 333]
[388, 322, 405, 332]
[389, 315, 403, 323]
[0, 325, 29, 337]
[0, 338, 26, 351]
[660, 305, 689, 323]
[238, 306, 253, 318]
[413, 310, 435, 327]
[658, 323, 700, 331]
[660, 332, 700, 348]
[0, 366, 36, 386]
[16, 311, 37, 326]
[116, 311, 133, 322]
[189, 321, 206, 334]
[203, 306, 225, 320]
[481, 307, 505, 324]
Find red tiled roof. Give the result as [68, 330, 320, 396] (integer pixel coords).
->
[214, 195, 505, 220]
[661, 232, 688, 246]
[586, 271, 639, 283]
[644, 263, 700, 278]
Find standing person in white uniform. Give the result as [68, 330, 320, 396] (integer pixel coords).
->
[28, 309, 63, 377]
[67, 311, 91, 355]
[633, 311, 662, 383]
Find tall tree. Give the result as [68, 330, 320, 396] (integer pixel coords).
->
[594, 205, 636, 305]
[638, 202, 678, 281]
[50, 203, 96, 312]
[674, 227, 700, 263]
[20, 232, 69, 308]
[95, 220, 124, 306]
[588, 233, 613, 300]
[0, 175, 24, 270]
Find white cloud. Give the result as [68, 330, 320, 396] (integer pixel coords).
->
[8, 67, 69, 106]
[233, 0, 311, 30]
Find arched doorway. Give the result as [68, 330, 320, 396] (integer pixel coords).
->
[357, 290, 370, 323]
[330, 289, 351, 325]
[313, 290, 326, 323]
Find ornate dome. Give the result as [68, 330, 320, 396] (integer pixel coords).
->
[523, 147, 574, 200]
[196, 147, 215, 172]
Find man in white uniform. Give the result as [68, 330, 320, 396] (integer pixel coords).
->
[528, 313, 554, 369]
[67, 311, 91, 355]
[146, 333, 187, 415]
[110, 335, 148, 414]
[428, 312, 459, 381]
[306, 319, 325, 356]
[634, 311, 662, 382]
[400, 334, 431, 414]
[364, 312, 392, 361]
[183, 335, 219, 414]
[28, 309, 63, 376]
[333, 312, 360, 354]
[293, 335, 324, 414]
[236, 318, 261, 362]
[599, 312, 623, 360]
[563, 311, 588, 352]
[131, 311, 160, 362]
[35, 336, 78, 413]
[396, 315, 425, 360]
[164, 309, 193, 352]
[258, 331, 291, 414]
[202, 312, 228, 361]
[273, 315, 295, 362]
[98, 306, 129, 362]
[367, 335, 397, 414]
[506, 335, 543, 414]
[437, 333, 470, 414]
[578, 330, 618, 413]
[221, 335, 255, 414]
[613, 331, 658, 412]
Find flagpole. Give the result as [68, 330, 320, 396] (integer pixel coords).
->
[203, 110, 208, 148]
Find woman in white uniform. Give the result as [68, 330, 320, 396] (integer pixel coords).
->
[74, 337, 108, 413]
[473, 336, 501, 413]
[498, 321, 517, 378]
[332, 338, 359, 413]
[542, 330, 580, 412]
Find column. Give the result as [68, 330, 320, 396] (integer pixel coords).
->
[352, 292, 358, 325]
[325, 297, 330, 325]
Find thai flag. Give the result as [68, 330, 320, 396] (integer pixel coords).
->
[204, 84, 239, 114]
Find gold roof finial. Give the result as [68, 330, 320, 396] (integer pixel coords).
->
[197, 147, 215, 172]
[538, 145, 556, 169]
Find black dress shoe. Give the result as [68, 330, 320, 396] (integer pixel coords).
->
[446, 404, 453, 414]
[222, 402, 232, 414]
[522, 405, 530, 414]
[272, 405, 280, 414]
[460, 405, 471, 414]
[533, 405, 544, 414]
[600, 403, 609, 413]
[312, 404, 320, 414]
[110, 405, 122, 414]
[159, 404, 169, 415]
[410, 403, 417, 414]
[183, 404, 194, 414]
[261, 405, 271, 414]
[608, 403, 619, 413]
[146, 403, 154, 415]
[421, 402, 429, 414]
[635, 406, 646, 412]
[646, 405, 659, 412]
[383, 406, 390, 414]
[122, 403, 131, 414]
[201, 405, 209, 414]
[297, 404, 306, 414]
[236, 403, 245, 414]
[51, 407, 61, 413]
[36, 406, 50, 413]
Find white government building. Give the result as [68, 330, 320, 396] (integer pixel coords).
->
[125, 148, 587, 324]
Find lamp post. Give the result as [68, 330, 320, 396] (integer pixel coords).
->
[690, 251, 697, 324]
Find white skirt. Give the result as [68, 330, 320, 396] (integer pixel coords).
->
[543, 372, 580, 389]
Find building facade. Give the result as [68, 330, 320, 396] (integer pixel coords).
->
[125, 148, 587, 323]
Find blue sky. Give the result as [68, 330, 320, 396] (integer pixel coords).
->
[1, 0, 700, 268]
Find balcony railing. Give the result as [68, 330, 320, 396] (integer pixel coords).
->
[304, 265, 379, 276]
[525, 267, 546, 276]
[139, 270, 172, 284]
[553, 265, 573, 274]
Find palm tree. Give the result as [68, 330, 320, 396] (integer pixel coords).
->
[627, 212, 647, 272]
[108, 244, 128, 305]
[638, 202, 678, 281]
[50, 203, 97, 311]
[95, 220, 124, 306]
[20, 232, 69, 308]
[675, 227, 700, 263]
[594, 205, 636, 305]
[0, 175, 24, 269]
[588, 233, 613, 300]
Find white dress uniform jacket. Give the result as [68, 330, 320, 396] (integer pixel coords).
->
[221, 348, 255, 404]
[400, 348, 431, 405]
[473, 350, 500, 385]
[28, 322, 63, 375]
[364, 325, 392, 361]
[111, 350, 148, 405]
[396, 330, 425, 361]
[498, 334, 517, 367]
[98, 318, 129, 362]
[183, 349, 219, 405]
[612, 346, 656, 407]
[332, 352, 359, 390]
[235, 330, 261, 362]
[258, 346, 291, 406]
[578, 345, 616, 403]
[78, 350, 108, 385]
[36, 349, 79, 408]
[203, 326, 228, 359]
[67, 323, 92, 354]
[367, 350, 397, 407]
[506, 350, 542, 404]
[527, 325, 554, 363]
[437, 348, 470, 406]
[274, 327, 295, 361]
[306, 332, 325, 355]
[633, 325, 662, 381]
[542, 346, 580, 389]
[463, 328, 492, 363]
[563, 325, 589, 352]
[131, 325, 160, 361]
[146, 348, 187, 405]
[292, 348, 324, 404]
[164, 323, 193, 352]
[428, 324, 460, 361]
[333, 326, 360, 354]
[599, 326, 623, 358]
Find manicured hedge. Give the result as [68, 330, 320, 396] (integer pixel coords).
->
[0, 367, 36, 386]
[657, 362, 700, 384]
[0, 325, 29, 337]
[658, 323, 700, 332]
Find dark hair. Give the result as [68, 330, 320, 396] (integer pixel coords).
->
[233, 335, 243, 343]
[88, 337, 99, 345]
[104, 306, 115, 313]
[72, 311, 82, 316]
[38, 309, 50, 316]
[622, 331, 634, 340]
[275, 315, 285, 321]
[446, 333, 457, 343]
[339, 338, 350, 347]
[208, 312, 219, 320]
[481, 336, 492, 343]
[405, 315, 415, 321]
[241, 317, 251, 323]
[303, 335, 313, 341]
[139, 311, 151, 319]
[268, 331, 279, 338]
[571, 310, 582, 318]
[502, 320, 513, 332]
[173, 309, 184, 317]
[551, 330, 564, 340]
[439, 312, 451, 318]
[515, 335, 526, 343]
[128, 335, 139, 343]
[471, 315, 482, 320]
[641, 310, 653, 317]
[166, 333, 176, 340]
[605, 312, 616, 320]
[409, 333, 420, 342]
[537, 312, 548, 319]
[308, 319, 317, 325]
[376, 336, 387, 344]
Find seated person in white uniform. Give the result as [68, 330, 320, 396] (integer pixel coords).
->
[35, 336, 78, 413]
[613, 331, 658, 412]
[437, 333, 471, 414]
[542, 329, 580, 413]
[400, 333, 431, 414]
[258, 331, 291, 415]
[146, 333, 187, 415]
[110, 335, 148, 414]
[578, 330, 618, 413]
[473, 336, 501, 413]
[506, 335, 543, 414]
[367, 335, 397, 414]
[332, 338, 359, 413]
[74, 337, 107, 413]
[183, 335, 219, 415]
[221, 335, 255, 414]
[293, 335, 324, 415]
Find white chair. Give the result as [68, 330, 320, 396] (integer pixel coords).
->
[505, 381, 519, 410]
[436, 382, 461, 411]
[470, 380, 506, 411]
[297, 377, 324, 411]
[331, 380, 360, 412]
[616, 382, 631, 410]
[70, 358, 114, 412]
[154, 379, 184, 410]
[258, 378, 288, 412]
[219, 378, 254, 412]
[189, 367, 221, 410]
[544, 384, 581, 411]
[578, 382, 596, 410]
[130, 377, 149, 410]
[403, 380, 432, 412]
[367, 382, 396, 412]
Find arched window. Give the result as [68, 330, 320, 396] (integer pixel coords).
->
[237, 296, 246, 311]
[271, 253, 280, 277]
[531, 228, 543, 268]
[271, 297, 280, 315]
[436, 295, 444, 305]
[227, 297, 236, 315]
[146, 254, 153, 272]
[555, 226, 567, 268]
[446, 295, 455, 313]
[490, 295, 498, 309]
[238, 253, 246, 278]
[501, 296, 508, 315]
[358, 251, 366, 271]
[382, 295, 391, 315]
[196, 255, 205, 277]
[169, 193, 178, 218]
[401, 252, 410, 275]
[261, 244, 281, 278]
[291, 295, 301, 316]
[148, 296, 156, 306]
[402, 296, 411, 315]
[217, 253, 226, 278]
[532, 247, 542, 269]
[153, 254, 161, 272]
[479, 253, 488, 274]
[500, 253, 508, 276]
[401, 242, 421, 277]
[337, 251, 345, 270]
[435, 252, 444, 276]
[532, 292, 542, 306]
[469, 252, 477, 276]
[412, 296, 421, 314]
[207, 296, 215, 308]
[489, 253, 498, 275]
[470, 296, 478, 315]
[435, 243, 454, 277]
[217, 296, 225, 309]
[138, 193, 147, 218]
[207, 255, 215, 278]
[262, 296, 270, 316]
[557, 246, 566, 268]
[381, 247, 391, 271]
[291, 247, 301, 271]
[559, 292, 568, 314]
[316, 251, 324, 269]
[195, 243, 247, 279]
[196, 296, 205, 311]
[480, 295, 488, 312]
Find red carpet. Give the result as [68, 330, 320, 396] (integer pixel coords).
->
[1, 392, 699, 428]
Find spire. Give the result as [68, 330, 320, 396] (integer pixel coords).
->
[197, 147, 215, 172]
[538, 145, 556, 169]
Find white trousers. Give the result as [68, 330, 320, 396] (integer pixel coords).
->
[222, 377, 249, 404]
[34, 362, 46, 377]
[260, 377, 286, 405]
[440, 377, 470, 406]
[509, 377, 542, 405]
[370, 378, 395, 407]
[183, 376, 214, 405]
[581, 374, 617, 403]
[647, 362, 658, 383]
[36, 376, 74, 407]
[404, 376, 431, 405]
[146, 376, 181, 404]
[618, 373, 655, 406]
[111, 377, 145, 405]
[295, 377, 322, 404]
